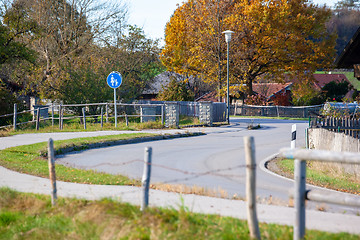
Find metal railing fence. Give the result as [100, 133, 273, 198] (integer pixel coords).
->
[0, 102, 164, 131]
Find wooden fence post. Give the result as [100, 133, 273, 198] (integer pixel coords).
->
[294, 159, 306, 240]
[51, 105, 54, 127]
[106, 103, 109, 123]
[48, 138, 57, 206]
[161, 105, 164, 125]
[141, 147, 152, 211]
[244, 136, 261, 240]
[100, 106, 104, 128]
[82, 107, 86, 130]
[13, 103, 17, 131]
[36, 108, 40, 131]
[59, 105, 63, 130]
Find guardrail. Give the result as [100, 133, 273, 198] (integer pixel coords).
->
[280, 148, 360, 240]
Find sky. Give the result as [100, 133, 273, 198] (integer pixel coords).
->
[128, 0, 338, 44]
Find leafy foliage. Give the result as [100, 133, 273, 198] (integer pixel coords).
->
[244, 94, 268, 106]
[0, 0, 164, 109]
[161, 0, 336, 100]
[157, 78, 194, 101]
[322, 80, 350, 102]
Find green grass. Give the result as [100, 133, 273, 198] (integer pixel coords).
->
[1, 120, 164, 137]
[0, 133, 165, 186]
[0, 187, 358, 240]
[1, 114, 204, 137]
[179, 115, 200, 126]
[276, 159, 360, 195]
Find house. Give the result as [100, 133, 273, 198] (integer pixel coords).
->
[196, 82, 293, 106]
[140, 71, 209, 101]
[335, 26, 360, 79]
[140, 72, 185, 101]
[252, 82, 293, 105]
[313, 74, 350, 89]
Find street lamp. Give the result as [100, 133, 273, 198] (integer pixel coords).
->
[223, 30, 234, 124]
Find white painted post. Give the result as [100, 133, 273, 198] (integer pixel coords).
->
[244, 136, 261, 240]
[82, 107, 86, 130]
[48, 138, 57, 206]
[291, 124, 296, 149]
[141, 147, 152, 211]
[13, 103, 17, 130]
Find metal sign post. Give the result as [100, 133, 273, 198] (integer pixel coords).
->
[107, 71, 122, 128]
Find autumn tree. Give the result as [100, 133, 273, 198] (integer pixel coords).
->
[162, 0, 336, 100]
[161, 0, 235, 101]
[157, 78, 194, 101]
[46, 26, 162, 108]
[1, 0, 128, 96]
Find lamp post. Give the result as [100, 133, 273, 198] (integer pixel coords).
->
[223, 30, 234, 124]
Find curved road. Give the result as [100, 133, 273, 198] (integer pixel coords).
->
[1, 118, 360, 234]
[57, 118, 359, 213]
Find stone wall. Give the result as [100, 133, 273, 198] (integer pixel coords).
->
[199, 102, 213, 126]
[308, 128, 360, 177]
[165, 102, 179, 127]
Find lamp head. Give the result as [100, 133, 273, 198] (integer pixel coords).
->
[222, 30, 234, 43]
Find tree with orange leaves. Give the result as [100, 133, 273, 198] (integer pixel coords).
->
[161, 0, 336, 101]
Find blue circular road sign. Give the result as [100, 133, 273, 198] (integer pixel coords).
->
[107, 71, 122, 89]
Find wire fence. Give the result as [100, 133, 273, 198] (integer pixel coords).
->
[232, 104, 323, 118]
[0, 102, 165, 131]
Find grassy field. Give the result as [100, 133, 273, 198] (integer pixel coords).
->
[0, 133, 163, 186]
[0, 114, 203, 137]
[275, 158, 360, 195]
[0, 187, 358, 240]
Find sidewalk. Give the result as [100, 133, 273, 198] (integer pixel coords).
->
[1, 130, 360, 235]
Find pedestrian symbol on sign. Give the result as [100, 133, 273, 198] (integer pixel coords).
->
[111, 75, 118, 87]
[107, 71, 122, 89]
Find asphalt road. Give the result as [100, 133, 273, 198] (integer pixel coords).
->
[57, 119, 309, 203]
[1, 119, 360, 234]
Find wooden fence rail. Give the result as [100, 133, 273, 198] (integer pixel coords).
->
[280, 148, 360, 240]
[310, 116, 360, 138]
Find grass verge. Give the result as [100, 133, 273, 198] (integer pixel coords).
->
[0, 121, 164, 137]
[274, 158, 360, 195]
[0, 114, 204, 137]
[0, 187, 358, 240]
[0, 133, 165, 185]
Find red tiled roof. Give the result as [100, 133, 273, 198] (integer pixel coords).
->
[313, 74, 349, 90]
[252, 82, 293, 98]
